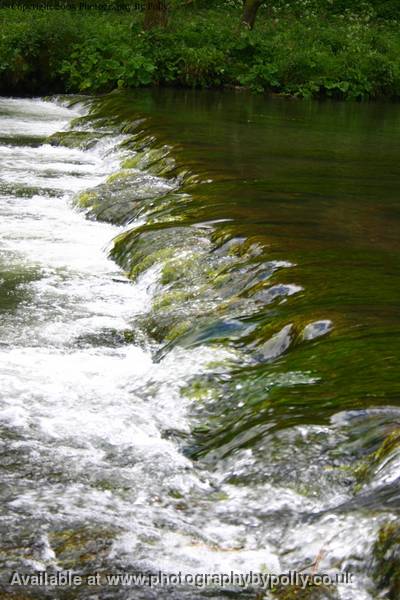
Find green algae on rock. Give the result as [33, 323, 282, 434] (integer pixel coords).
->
[267, 584, 338, 600]
[373, 521, 400, 600]
[354, 427, 400, 487]
[48, 526, 121, 571]
[46, 130, 104, 150]
[75, 173, 175, 225]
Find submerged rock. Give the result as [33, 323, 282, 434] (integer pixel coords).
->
[48, 525, 119, 571]
[258, 324, 294, 361]
[75, 171, 175, 225]
[373, 521, 400, 599]
[355, 427, 400, 487]
[302, 320, 332, 341]
[268, 586, 338, 600]
[45, 130, 104, 150]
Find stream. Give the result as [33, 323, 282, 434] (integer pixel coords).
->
[0, 91, 399, 600]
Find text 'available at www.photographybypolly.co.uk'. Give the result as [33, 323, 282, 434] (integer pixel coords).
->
[9, 569, 355, 590]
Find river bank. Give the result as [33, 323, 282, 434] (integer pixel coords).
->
[0, 3, 400, 99]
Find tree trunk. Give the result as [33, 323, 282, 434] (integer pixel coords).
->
[241, 0, 264, 29]
[143, 0, 168, 30]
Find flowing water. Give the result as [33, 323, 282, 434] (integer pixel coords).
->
[0, 91, 399, 600]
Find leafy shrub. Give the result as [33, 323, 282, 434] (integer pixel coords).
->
[0, 3, 400, 99]
[60, 40, 156, 92]
[0, 10, 82, 92]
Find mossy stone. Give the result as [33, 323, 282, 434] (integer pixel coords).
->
[165, 320, 192, 342]
[374, 429, 400, 464]
[122, 154, 143, 169]
[106, 169, 136, 184]
[46, 131, 100, 150]
[373, 521, 400, 599]
[355, 427, 400, 487]
[269, 584, 337, 600]
[128, 247, 175, 280]
[76, 191, 98, 209]
[48, 526, 118, 569]
[153, 289, 192, 311]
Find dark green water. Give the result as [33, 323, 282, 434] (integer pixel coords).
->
[1, 91, 400, 600]
[93, 90, 400, 455]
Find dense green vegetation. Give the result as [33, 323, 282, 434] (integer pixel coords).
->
[0, 0, 399, 99]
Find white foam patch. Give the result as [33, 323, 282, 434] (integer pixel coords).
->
[1, 98, 262, 581]
[0, 97, 77, 137]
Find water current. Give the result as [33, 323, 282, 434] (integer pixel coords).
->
[0, 92, 399, 600]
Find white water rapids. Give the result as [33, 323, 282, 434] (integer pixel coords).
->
[0, 98, 396, 600]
